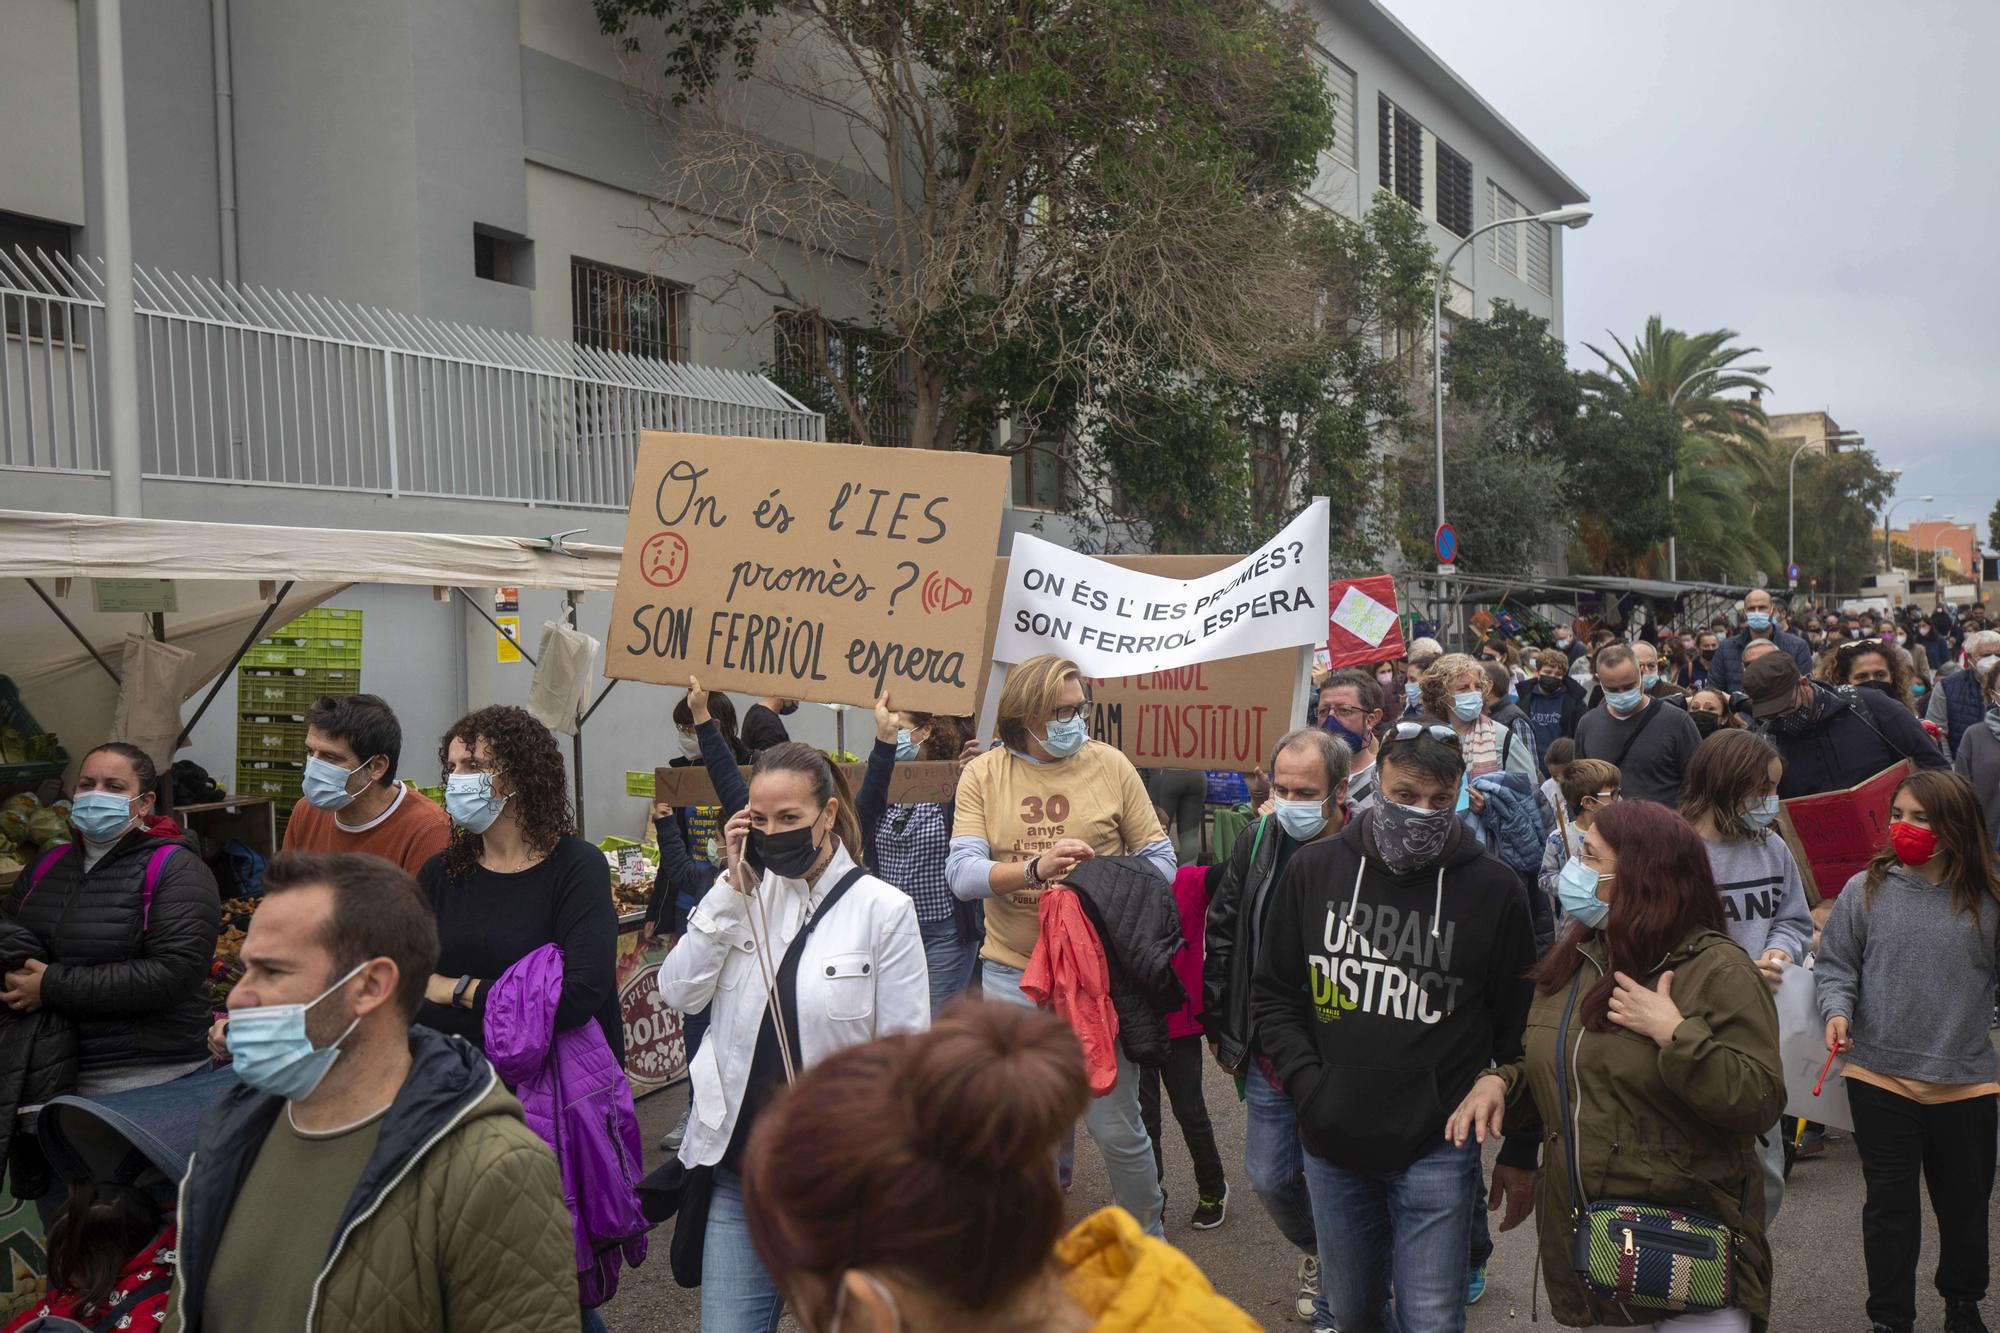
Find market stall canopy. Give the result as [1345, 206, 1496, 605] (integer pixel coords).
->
[0, 509, 624, 781]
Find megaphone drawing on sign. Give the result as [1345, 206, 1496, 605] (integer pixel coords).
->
[921, 572, 973, 614]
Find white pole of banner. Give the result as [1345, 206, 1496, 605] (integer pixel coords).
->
[975, 661, 1007, 749]
[1293, 644, 1314, 729]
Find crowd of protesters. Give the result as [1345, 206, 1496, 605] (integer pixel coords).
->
[4, 589, 1994, 1333]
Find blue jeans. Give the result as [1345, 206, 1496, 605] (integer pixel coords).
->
[984, 959, 1164, 1237]
[1303, 1135, 1478, 1333]
[1467, 1153, 1493, 1271]
[920, 916, 979, 1015]
[1245, 1072, 1332, 1325]
[701, 1166, 785, 1333]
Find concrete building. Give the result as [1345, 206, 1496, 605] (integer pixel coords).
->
[1905, 519, 1978, 582]
[1, 0, 1583, 832]
[1766, 409, 1858, 459]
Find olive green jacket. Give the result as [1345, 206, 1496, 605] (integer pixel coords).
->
[1495, 928, 1782, 1328]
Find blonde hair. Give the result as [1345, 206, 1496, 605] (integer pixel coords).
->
[1419, 652, 1485, 721]
[997, 655, 1084, 753]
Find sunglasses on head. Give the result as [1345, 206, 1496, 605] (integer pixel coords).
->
[1383, 720, 1461, 748]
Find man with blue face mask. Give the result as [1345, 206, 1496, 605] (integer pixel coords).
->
[1708, 588, 1814, 696]
[1573, 644, 1703, 807]
[282, 694, 449, 877]
[1202, 728, 1352, 1327]
[170, 852, 576, 1333]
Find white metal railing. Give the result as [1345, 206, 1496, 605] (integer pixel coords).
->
[0, 249, 824, 508]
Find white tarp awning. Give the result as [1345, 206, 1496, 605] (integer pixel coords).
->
[0, 510, 626, 782]
[0, 509, 624, 589]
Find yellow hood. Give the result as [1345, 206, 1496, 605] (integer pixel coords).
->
[1056, 1207, 1260, 1333]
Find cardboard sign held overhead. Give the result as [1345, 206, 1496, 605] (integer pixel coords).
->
[984, 555, 1302, 772]
[605, 432, 1010, 713]
[1325, 575, 1404, 668]
[654, 760, 964, 808]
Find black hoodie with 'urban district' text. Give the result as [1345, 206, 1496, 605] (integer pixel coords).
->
[1250, 809, 1540, 1173]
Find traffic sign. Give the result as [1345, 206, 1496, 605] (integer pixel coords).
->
[1786, 562, 1800, 584]
[1434, 523, 1459, 565]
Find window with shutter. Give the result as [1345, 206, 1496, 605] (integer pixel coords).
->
[1378, 95, 1392, 188]
[571, 259, 689, 363]
[1488, 180, 1522, 267]
[1525, 219, 1553, 295]
[1393, 107, 1423, 210]
[1435, 141, 1472, 237]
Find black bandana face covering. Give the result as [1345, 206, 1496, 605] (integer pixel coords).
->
[1371, 801, 1454, 875]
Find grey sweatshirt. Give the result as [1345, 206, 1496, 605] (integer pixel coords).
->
[1700, 833, 1815, 964]
[1815, 865, 2000, 1086]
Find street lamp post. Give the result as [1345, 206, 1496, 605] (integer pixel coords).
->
[1432, 207, 1592, 551]
[1882, 493, 1934, 570]
[1786, 429, 1864, 581]
[1664, 362, 1768, 583]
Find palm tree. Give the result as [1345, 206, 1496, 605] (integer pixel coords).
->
[1671, 437, 1780, 582]
[1581, 316, 1771, 445]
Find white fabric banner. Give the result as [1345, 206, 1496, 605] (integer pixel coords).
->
[1775, 963, 1852, 1132]
[993, 499, 1330, 676]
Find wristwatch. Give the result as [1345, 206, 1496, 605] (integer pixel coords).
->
[451, 974, 474, 1008]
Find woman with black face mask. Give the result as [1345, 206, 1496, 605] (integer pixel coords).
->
[657, 741, 929, 1333]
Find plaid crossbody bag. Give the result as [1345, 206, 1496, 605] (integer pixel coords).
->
[1553, 969, 1738, 1314]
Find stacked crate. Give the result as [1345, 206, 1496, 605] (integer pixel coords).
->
[236, 607, 363, 836]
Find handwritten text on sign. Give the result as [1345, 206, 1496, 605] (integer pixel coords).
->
[605, 432, 1009, 712]
[993, 499, 1329, 676]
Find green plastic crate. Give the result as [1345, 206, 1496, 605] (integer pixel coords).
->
[238, 668, 361, 715]
[235, 763, 304, 799]
[237, 716, 307, 763]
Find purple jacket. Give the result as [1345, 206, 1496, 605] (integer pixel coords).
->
[485, 944, 648, 1307]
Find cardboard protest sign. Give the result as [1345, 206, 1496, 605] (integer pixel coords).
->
[1325, 575, 1405, 667]
[984, 554, 1303, 772]
[655, 760, 963, 808]
[993, 499, 1329, 676]
[1775, 964, 1852, 1131]
[605, 432, 1009, 712]
[1776, 760, 1911, 901]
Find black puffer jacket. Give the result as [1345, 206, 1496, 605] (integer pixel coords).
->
[1064, 856, 1186, 1068]
[5, 820, 221, 1072]
[0, 918, 79, 1199]
[1763, 682, 1948, 799]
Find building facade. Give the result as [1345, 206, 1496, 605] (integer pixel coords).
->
[1, 0, 1582, 831]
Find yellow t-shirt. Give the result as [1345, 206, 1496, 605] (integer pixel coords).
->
[953, 741, 1165, 970]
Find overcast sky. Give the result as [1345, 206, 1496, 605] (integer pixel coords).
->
[1385, 0, 1999, 546]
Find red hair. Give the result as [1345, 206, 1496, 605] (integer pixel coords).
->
[1528, 799, 1727, 1031]
[741, 999, 1088, 1326]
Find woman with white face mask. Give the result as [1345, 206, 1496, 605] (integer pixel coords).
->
[945, 654, 1177, 1238]
[4, 742, 221, 1098]
[1421, 653, 1534, 785]
[659, 740, 929, 1333]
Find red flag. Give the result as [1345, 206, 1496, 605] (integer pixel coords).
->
[1325, 575, 1405, 668]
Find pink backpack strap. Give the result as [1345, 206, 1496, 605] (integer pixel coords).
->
[18, 841, 178, 931]
[21, 842, 73, 906]
[140, 844, 182, 932]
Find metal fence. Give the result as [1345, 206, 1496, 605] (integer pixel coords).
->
[0, 249, 823, 509]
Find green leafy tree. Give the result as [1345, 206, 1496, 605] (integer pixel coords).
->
[1988, 498, 2000, 553]
[1752, 444, 1897, 594]
[1086, 199, 1434, 562]
[1669, 437, 1778, 583]
[597, 0, 1339, 457]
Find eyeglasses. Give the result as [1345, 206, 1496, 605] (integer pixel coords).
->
[1383, 720, 1461, 748]
[1048, 697, 1093, 724]
[1586, 790, 1620, 804]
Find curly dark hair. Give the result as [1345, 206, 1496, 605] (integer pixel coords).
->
[437, 705, 574, 878]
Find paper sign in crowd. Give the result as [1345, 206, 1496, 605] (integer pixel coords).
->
[605, 432, 1010, 713]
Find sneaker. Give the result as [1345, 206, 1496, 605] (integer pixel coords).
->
[659, 1106, 689, 1152]
[1295, 1253, 1321, 1322]
[1946, 1300, 1990, 1333]
[1190, 1187, 1228, 1230]
[1467, 1265, 1488, 1305]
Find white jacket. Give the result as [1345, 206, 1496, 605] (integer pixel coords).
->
[657, 841, 929, 1167]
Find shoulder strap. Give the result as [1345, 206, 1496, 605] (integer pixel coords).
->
[1552, 966, 1589, 1217]
[1247, 815, 1269, 868]
[1599, 696, 1664, 771]
[141, 844, 182, 932]
[775, 866, 870, 1069]
[22, 842, 73, 905]
[1832, 685, 1904, 757]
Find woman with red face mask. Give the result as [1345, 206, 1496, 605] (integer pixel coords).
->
[1815, 770, 2000, 1333]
